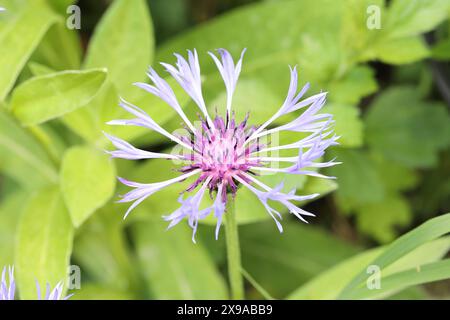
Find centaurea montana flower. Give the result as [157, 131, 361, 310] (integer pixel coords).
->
[106, 49, 339, 242]
[0, 266, 15, 300]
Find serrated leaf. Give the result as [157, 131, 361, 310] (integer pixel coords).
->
[11, 69, 107, 126]
[327, 149, 385, 213]
[357, 195, 412, 243]
[15, 187, 74, 300]
[365, 87, 450, 168]
[322, 104, 363, 147]
[328, 66, 378, 104]
[60, 146, 116, 228]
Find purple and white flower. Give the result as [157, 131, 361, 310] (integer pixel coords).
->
[106, 49, 339, 241]
[1, 266, 15, 300]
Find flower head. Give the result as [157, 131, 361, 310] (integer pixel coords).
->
[106, 49, 338, 241]
[1, 266, 15, 300]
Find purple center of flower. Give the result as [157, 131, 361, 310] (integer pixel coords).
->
[181, 113, 262, 198]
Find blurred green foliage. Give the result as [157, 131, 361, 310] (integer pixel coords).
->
[0, 0, 449, 300]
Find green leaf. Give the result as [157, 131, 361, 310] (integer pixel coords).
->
[0, 191, 28, 267]
[365, 87, 450, 168]
[132, 221, 228, 299]
[28, 62, 56, 77]
[11, 69, 107, 126]
[339, 213, 450, 298]
[384, 0, 450, 38]
[0, 0, 57, 101]
[84, 0, 154, 94]
[373, 36, 430, 65]
[241, 220, 360, 298]
[356, 195, 412, 243]
[288, 236, 450, 299]
[156, 0, 346, 96]
[371, 153, 419, 192]
[322, 104, 363, 147]
[31, 21, 82, 70]
[352, 259, 450, 299]
[60, 146, 116, 228]
[328, 66, 378, 104]
[327, 149, 385, 213]
[15, 187, 74, 299]
[0, 111, 59, 188]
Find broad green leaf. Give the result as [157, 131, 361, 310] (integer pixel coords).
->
[84, 0, 154, 94]
[288, 236, 450, 299]
[0, 191, 28, 267]
[365, 87, 450, 168]
[322, 104, 363, 147]
[11, 69, 107, 126]
[28, 62, 56, 77]
[0, 0, 57, 101]
[241, 220, 360, 298]
[373, 36, 430, 65]
[384, 0, 450, 38]
[132, 221, 228, 299]
[339, 213, 450, 298]
[0, 111, 58, 188]
[60, 146, 115, 228]
[15, 187, 74, 299]
[356, 195, 412, 243]
[31, 21, 82, 70]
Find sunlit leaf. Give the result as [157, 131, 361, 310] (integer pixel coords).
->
[11, 69, 107, 126]
[60, 146, 116, 228]
[15, 187, 74, 299]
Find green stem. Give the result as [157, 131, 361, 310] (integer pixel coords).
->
[225, 196, 244, 300]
